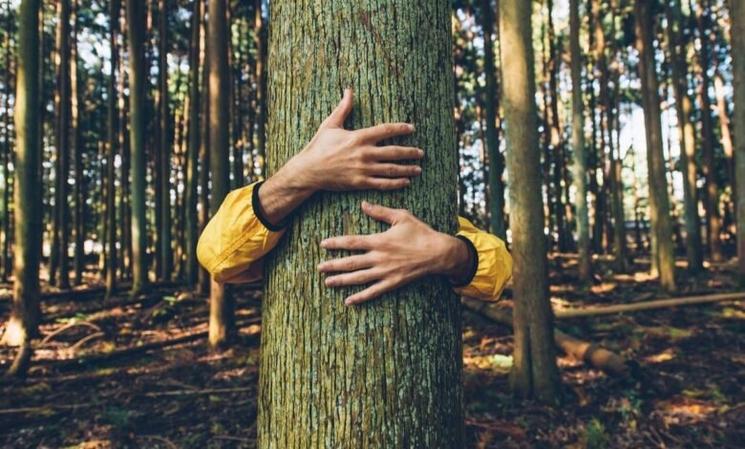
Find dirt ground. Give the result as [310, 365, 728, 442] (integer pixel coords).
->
[1, 257, 743, 449]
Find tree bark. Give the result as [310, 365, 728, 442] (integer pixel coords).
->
[126, 0, 148, 295]
[2, 0, 43, 347]
[54, 0, 71, 290]
[666, 0, 704, 273]
[732, 0, 745, 281]
[253, 0, 266, 176]
[71, 0, 84, 286]
[570, 0, 592, 283]
[1, 0, 13, 282]
[500, 0, 560, 403]
[258, 1, 463, 447]
[207, 0, 234, 348]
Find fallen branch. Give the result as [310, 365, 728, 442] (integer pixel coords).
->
[0, 402, 93, 415]
[462, 298, 629, 376]
[143, 386, 253, 397]
[43, 316, 262, 370]
[40, 321, 102, 346]
[555, 291, 745, 319]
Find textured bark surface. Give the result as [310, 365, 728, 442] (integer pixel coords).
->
[500, 0, 560, 403]
[732, 0, 745, 280]
[158, 0, 173, 280]
[569, 0, 591, 283]
[3, 0, 42, 346]
[635, 0, 676, 292]
[105, 0, 120, 297]
[258, 2, 463, 447]
[184, 0, 201, 287]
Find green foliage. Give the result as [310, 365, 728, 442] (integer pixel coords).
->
[585, 418, 610, 449]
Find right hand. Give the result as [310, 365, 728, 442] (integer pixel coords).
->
[283, 89, 425, 192]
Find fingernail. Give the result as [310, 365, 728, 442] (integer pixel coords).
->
[320, 240, 328, 248]
[417, 149, 425, 157]
[408, 124, 416, 131]
[414, 166, 422, 173]
[344, 299, 354, 306]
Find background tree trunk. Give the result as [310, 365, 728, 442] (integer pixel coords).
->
[500, 0, 560, 403]
[732, 0, 745, 281]
[158, 0, 172, 281]
[184, 0, 201, 288]
[126, 0, 148, 295]
[54, 0, 71, 290]
[666, 0, 704, 273]
[570, 0, 592, 283]
[2, 0, 42, 346]
[635, 0, 677, 292]
[207, 0, 234, 348]
[258, 1, 464, 447]
[105, 0, 120, 297]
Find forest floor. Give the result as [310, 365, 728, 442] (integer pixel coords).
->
[0, 256, 743, 449]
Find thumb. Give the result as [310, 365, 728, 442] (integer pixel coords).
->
[361, 201, 402, 225]
[320, 88, 353, 129]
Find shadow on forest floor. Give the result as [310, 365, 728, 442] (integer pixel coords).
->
[0, 255, 743, 448]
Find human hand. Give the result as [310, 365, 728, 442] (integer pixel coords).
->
[282, 89, 424, 192]
[318, 202, 473, 305]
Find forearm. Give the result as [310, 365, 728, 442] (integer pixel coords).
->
[256, 157, 316, 228]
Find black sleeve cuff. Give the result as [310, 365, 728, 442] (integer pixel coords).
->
[252, 181, 289, 232]
[452, 235, 479, 288]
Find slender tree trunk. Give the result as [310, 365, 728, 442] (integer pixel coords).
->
[158, 0, 172, 280]
[253, 0, 266, 176]
[2, 0, 42, 347]
[71, 0, 84, 285]
[207, 0, 234, 348]
[695, 0, 723, 262]
[666, 0, 704, 273]
[126, 0, 148, 295]
[714, 73, 734, 186]
[259, 1, 464, 446]
[731, 0, 745, 281]
[185, 0, 202, 287]
[106, 0, 121, 297]
[1, 0, 13, 282]
[635, 0, 677, 292]
[570, 0, 591, 283]
[479, 0, 506, 240]
[500, 0, 560, 402]
[198, 1, 211, 296]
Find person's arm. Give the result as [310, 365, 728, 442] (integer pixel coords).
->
[317, 202, 481, 305]
[197, 89, 424, 282]
[452, 216, 513, 301]
[318, 204, 513, 305]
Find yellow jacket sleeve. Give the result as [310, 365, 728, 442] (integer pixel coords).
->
[453, 216, 512, 301]
[196, 182, 285, 284]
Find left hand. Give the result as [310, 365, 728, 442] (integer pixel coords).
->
[318, 202, 472, 305]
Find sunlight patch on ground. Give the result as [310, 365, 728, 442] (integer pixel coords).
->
[643, 347, 677, 364]
[657, 398, 719, 426]
[463, 353, 513, 374]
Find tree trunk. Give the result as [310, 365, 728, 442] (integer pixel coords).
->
[207, 0, 234, 348]
[71, 0, 84, 285]
[126, 0, 148, 295]
[732, 0, 745, 281]
[253, 0, 266, 176]
[695, 0, 723, 262]
[53, 0, 71, 290]
[479, 0, 506, 240]
[1, 0, 13, 282]
[570, 0, 592, 283]
[666, 0, 704, 273]
[635, 0, 677, 292]
[105, 0, 121, 298]
[258, 1, 463, 447]
[185, 0, 202, 287]
[500, 0, 560, 402]
[2, 0, 43, 347]
[158, 0, 173, 280]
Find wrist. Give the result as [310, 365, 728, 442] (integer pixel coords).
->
[276, 154, 319, 195]
[434, 233, 477, 287]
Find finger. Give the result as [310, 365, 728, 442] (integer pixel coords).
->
[361, 201, 404, 225]
[344, 279, 398, 306]
[317, 254, 375, 273]
[368, 163, 422, 178]
[355, 122, 415, 143]
[320, 88, 354, 129]
[320, 234, 374, 251]
[365, 146, 425, 162]
[363, 177, 411, 191]
[325, 269, 382, 288]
